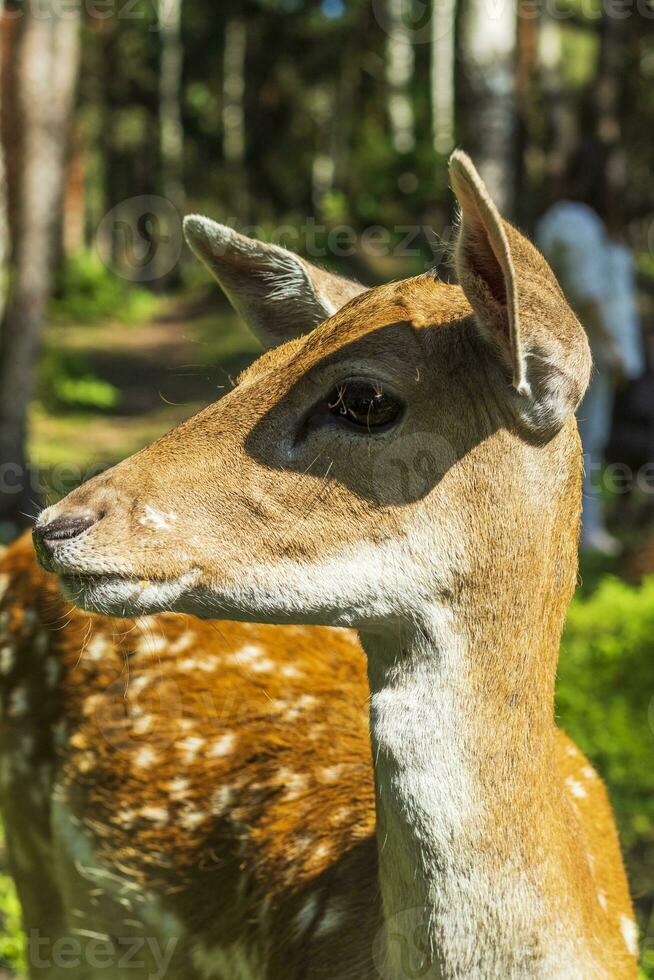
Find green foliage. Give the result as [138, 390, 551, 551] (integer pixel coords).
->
[50, 374, 120, 411]
[38, 350, 120, 413]
[557, 577, 654, 973]
[51, 252, 156, 325]
[0, 870, 26, 976]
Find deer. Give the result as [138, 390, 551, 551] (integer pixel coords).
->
[0, 151, 638, 979]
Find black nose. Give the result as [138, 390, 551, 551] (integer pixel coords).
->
[33, 512, 99, 547]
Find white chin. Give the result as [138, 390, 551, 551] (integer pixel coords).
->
[59, 570, 203, 618]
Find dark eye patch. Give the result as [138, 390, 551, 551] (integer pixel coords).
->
[326, 380, 402, 431]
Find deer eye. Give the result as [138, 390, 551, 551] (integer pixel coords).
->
[327, 380, 402, 431]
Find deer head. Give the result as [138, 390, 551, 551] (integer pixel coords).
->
[33, 153, 591, 637]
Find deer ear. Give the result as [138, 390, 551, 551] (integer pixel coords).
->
[183, 216, 365, 349]
[449, 150, 592, 436]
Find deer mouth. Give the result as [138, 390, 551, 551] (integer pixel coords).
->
[59, 569, 203, 617]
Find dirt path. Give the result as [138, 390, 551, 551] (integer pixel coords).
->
[30, 295, 260, 478]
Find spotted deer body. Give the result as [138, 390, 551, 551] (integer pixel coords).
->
[0, 153, 638, 978]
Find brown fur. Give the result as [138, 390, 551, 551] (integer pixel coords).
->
[0, 534, 634, 976]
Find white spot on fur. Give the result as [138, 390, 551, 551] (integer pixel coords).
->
[208, 733, 235, 758]
[136, 632, 167, 656]
[132, 715, 156, 736]
[117, 808, 136, 828]
[565, 777, 587, 799]
[320, 765, 343, 783]
[180, 810, 206, 831]
[169, 632, 195, 655]
[233, 643, 264, 665]
[581, 765, 597, 780]
[619, 914, 638, 956]
[129, 675, 150, 696]
[168, 778, 190, 800]
[139, 505, 178, 532]
[281, 665, 301, 679]
[77, 752, 96, 773]
[86, 634, 111, 661]
[179, 656, 220, 673]
[279, 769, 306, 800]
[210, 785, 234, 816]
[597, 890, 608, 911]
[312, 842, 332, 864]
[83, 693, 104, 716]
[178, 736, 205, 763]
[134, 746, 158, 768]
[140, 805, 168, 826]
[250, 658, 274, 673]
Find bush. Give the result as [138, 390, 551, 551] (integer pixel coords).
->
[38, 349, 120, 413]
[557, 577, 654, 974]
[51, 252, 156, 324]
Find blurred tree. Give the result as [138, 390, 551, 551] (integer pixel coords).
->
[431, 0, 456, 155]
[159, 0, 185, 215]
[593, 12, 629, 230]
[459, 0, 517, 215]
[223, 14, 248, 217]
[0, 0, 81, 523]
[385, 0, 415, 154]
[537, 18, 576, 205]
[515, 0, 539, 220]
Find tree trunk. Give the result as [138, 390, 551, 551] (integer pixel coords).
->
[593, 12, 628, 229]
[385, 0, 415, 155]
[514, 0, 539, 224]
[459, 0, 517, 215]
[159, 0, 185, 215]
[223, 15, 247, 215]
[538, 18, 577, 197]
[0, 0, 81, 524]
[430, 0, 456, 155]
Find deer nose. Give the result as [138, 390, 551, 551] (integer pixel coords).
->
[33, 511, 101, 559]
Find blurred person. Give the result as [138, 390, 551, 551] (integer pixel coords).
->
[536, 200, 645, 556]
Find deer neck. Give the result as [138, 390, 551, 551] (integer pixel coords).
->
[360, 594, 572, 978]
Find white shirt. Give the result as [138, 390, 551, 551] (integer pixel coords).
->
[536, 201, 644, 379]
